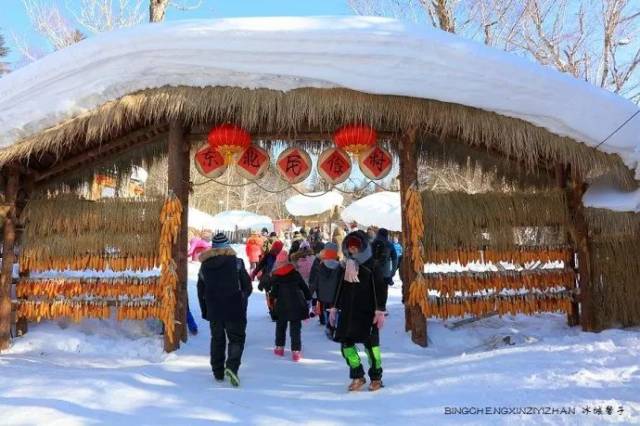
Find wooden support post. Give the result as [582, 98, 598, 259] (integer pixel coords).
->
[398, 129, 428, 347]
[566, 174, 598, 332]
[555, 164, 580, 326]
[166, 121, 190, 351]
[0, 171, 19, 351]
[15, 174, 34, 336]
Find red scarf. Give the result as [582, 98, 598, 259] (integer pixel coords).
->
[273, 263, 295, 276]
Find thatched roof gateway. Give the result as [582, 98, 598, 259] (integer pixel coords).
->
[0, 17, 638, 189]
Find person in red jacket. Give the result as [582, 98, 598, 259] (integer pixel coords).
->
[245, 231, 264, 273]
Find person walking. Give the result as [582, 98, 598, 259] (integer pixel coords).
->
[270, 250, 312, 362]
[197, 233, 252, 387]
[245, 231, 264, 273]
[251, 239, 284, 320]
[309, 242, 344, 338]
[329, 230, 387, 392]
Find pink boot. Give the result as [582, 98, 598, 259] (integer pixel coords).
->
[274, 346, 284, 357]
[292, 351, 302, 362]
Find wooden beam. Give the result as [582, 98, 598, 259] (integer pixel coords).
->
[566, 172, 598, 332]
[187, 131, 396, 144]
[34, 125, 169, 184]
[555, 164, 580, 327]
[0, 171, 19, 351]
[165, 121, 190, 352]
[398, 128, 428, 347]
[14, 174, 34, 337]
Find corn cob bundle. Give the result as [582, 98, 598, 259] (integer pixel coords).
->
[158, 195, 182, 346]
[425, 248, 573, 266]
[20, 255, 159, 274]
[424, 269, 576, 297]
[407, 275, 430, 317]
[17, 277, 162, 299]
[17, 300, 111, 323]
[427, 292, 573, 320]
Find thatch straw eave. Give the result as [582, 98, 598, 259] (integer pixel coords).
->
[0, 86, 635, 189]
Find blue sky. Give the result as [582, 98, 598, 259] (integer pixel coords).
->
[1, 0, 353, 64]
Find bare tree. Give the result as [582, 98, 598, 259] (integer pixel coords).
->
[150, 0, 203, 23]
[349, 0, 640, 101]
[69, 0, 146, 33]
[0, 32, 9, 75]
[22, 0, 88, 50]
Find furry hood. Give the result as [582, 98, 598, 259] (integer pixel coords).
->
[198, 247, 237, 262]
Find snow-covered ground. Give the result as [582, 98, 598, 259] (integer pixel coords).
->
[1, 245, 638, 425]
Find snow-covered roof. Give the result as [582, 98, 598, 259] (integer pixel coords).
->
[0, 16, 638, 178]
[209, 210, 273, 232]
[583, 184, 640, 213]
[341, 191, 401, 231]
[285, 191, 343, 217]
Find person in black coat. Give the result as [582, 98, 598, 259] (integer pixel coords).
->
[329, 230, 387, 392]
[372, 228, 398, 286]
[197, 233, 252, 387]
[309, 242, 344, 336]
[269, 249, 312, 361]
[251, 240, 284, 321]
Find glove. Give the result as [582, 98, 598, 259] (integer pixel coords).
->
[372, 310, 386, 329]
[328, 308, 338, 327]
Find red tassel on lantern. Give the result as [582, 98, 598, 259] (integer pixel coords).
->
[207, 124, 251, 164]
[333, 124, 377, 156]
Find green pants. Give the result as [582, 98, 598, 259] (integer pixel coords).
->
[340, 330, 382, 380]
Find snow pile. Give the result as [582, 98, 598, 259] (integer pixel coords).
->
[583, 183, 640, 213]
[0, 16, 638, 176]
[187, 207, 216, 230]
[285, 191, 343, 217]
[209, 210, 273, 232]
[341, 191, 401, 231]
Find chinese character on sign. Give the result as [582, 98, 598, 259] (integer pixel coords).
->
[276, 148, 311, 184]
[319, 148, 351, 184]
[238, 145, 269, 179]
[594, 407, 603, 415]
[360, 146, 392, 180]
[194, 144, 227, 178]
[582, 407, 591, 415]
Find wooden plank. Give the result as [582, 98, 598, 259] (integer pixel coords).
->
[0, 171, 19, 351]
[398, 128, 428, 347]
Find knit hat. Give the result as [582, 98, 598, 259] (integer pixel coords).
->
[273, 249, 290, 270]
[211, 233, 230, 248]
[377, 228, 389, 239]
[320, 242, 338, 261]
[345, 235, 362, 251]
[269, 231, 277, 237]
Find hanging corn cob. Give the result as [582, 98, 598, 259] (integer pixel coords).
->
[158, 194, 182, 346]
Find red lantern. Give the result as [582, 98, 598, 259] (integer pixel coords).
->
[359, 145, 393, 180]
[333, 124, 377, 156]
[194, 144, 227, 179]
[237, 145, 270, 181]
[318, 148, 351, 185]
[276, 147, 312, 184]
[207, 124, 251, 163]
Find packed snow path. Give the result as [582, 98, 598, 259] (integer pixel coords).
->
[1, 256, 639, 425]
